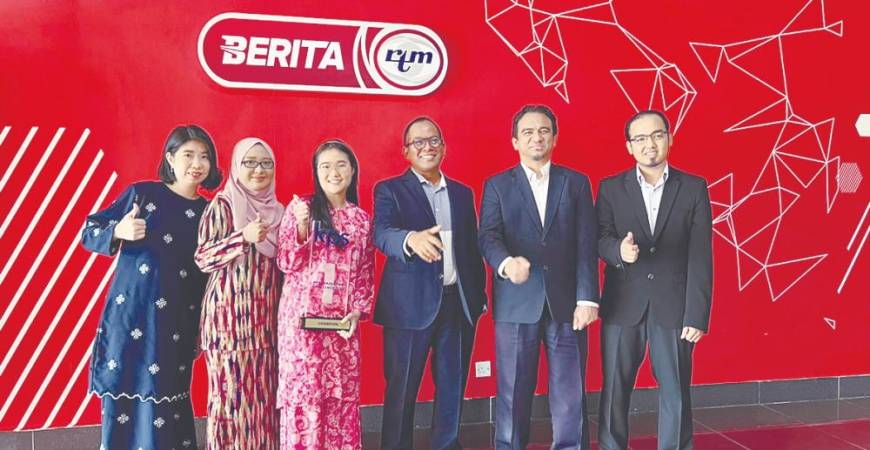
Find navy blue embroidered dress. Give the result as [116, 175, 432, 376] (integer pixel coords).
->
[81, 181, 208, 450]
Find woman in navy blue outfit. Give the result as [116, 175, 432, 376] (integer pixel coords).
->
[81, 125, 223, 450]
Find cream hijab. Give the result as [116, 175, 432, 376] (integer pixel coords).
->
[222, 137, 284, 257]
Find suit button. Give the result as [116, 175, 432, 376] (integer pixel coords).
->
[616, 264, 622, 269]
[439, 274, 444, 280]
[650, 246, 656, 253]
[647, 273, 654, 280]
[541, 241, 547, 247]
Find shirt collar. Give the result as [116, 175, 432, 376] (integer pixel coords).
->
[636, 163, 669, 188]
[520, 161, 551, 183]
[410, 167, 447, 189]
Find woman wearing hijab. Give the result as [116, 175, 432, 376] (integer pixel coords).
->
[276, 140, 375, 449]
[195, 137, 284, 449]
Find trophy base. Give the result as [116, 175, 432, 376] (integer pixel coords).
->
[300, 316, 351, 331]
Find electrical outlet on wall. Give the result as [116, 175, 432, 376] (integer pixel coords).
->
[475, 361, 491, 378]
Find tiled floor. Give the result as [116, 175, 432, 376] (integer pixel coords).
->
[362, 398, 870, 449]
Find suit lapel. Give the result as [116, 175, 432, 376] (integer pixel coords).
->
[401, 169, 436, 224]
[652, 170, 681, 242]
[542, 166, 566, 238]
[445, 176, 461, 230]
[513, 165, 544, 234]
[623, 170, 653, 242]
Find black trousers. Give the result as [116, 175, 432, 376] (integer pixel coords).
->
[598, 309, 695, 450]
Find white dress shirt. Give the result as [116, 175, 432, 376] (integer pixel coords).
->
[523, 161, 550, 226]
[637, 163, 669, 235]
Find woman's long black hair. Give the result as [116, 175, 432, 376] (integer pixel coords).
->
[310, 139, 359, 231]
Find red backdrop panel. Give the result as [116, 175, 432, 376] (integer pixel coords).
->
[0, 0, 867, 431]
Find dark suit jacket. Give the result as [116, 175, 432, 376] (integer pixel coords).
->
[478, 164, 599, 324]
[597, 167, 713, 331]
[373, 169, 487, 330]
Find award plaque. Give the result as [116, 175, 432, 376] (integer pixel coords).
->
[300, 221, 355, 331]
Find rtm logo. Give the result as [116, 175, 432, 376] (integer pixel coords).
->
[384, 49, 433, 73]
[220, 35, 344, 70]
[372, 30, 444, 89]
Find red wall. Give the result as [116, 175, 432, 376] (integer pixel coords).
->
[0, 0, 867, 432]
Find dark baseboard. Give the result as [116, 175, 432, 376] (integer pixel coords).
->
[361, 374, 870, 432]
[2, 375, 868, 449]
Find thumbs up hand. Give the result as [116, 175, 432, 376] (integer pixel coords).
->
[113, 203, 146, 241]
[126, 203, 140, 219]
[243, 211, 269, 243]
[407, 225, 443, 263]
[620, 231, 639, 263]
[291, 195, 311, 241]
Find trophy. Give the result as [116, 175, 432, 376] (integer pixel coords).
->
[300, 221, 355, 331]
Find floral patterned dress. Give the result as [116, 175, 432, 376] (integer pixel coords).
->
[276, 197, 375, 449]
[81, 181, 206, 450]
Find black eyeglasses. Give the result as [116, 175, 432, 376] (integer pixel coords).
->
[240, 160, 275, 169]
[628, 130, 668, 146]
[405, 136, 443, 150]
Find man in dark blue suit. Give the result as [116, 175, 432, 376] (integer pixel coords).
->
[374, 116, 487, 450]
[479, 105, 599, 450]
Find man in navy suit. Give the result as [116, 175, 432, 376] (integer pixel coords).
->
[479, 105, 599, 449]
[374, 116, 487, 450]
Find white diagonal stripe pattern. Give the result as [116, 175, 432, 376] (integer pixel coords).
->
[0, 130, 91, 330]
[0, 126, 117, 430]
[0, 126, 37, 193]
[0, 127, 64, 239]
[0, 152, 107, 375]
[0, 126, 10, 147]
[10, 173, 117, 429]
[41, 260, 117, 429]
[837, 202, 870, 294]
[43, 347, 93, 429]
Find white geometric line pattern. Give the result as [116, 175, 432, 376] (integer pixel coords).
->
[837, 202, 869, 295]
[484, 0, 696, 132]
[0, 125, 119, 430]
[691, 0, 844, 302]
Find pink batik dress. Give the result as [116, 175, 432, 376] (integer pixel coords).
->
[276, 197, 375, 450]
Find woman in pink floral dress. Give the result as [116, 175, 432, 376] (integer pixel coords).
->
[276, 140, 375, 449]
